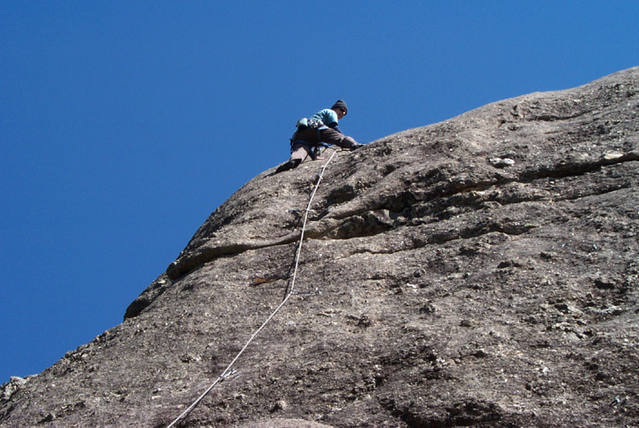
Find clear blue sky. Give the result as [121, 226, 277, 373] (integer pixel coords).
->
[1, 1, 638, 383]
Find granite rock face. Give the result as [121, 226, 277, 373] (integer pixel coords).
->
[2, 67, 639, 427]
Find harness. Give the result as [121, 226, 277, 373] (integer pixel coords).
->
[290, 118, 327, 160]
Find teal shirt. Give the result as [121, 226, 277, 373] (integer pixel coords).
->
[310, 108, 339, 129]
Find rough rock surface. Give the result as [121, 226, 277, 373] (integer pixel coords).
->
[2, 67, 639, 427]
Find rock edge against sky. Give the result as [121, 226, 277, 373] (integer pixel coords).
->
[2, 67, 638, 427]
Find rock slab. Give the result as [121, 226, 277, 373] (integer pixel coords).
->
[1, 67, 638, 427]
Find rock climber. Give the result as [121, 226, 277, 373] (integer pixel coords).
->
[275, 100, 362, 173]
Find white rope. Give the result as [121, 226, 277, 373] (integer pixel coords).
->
[167, 149, 338, 427]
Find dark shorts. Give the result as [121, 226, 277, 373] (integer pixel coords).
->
[290, 126, 351, 151]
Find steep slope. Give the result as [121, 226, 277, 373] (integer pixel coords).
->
[2, 67, 638, 427]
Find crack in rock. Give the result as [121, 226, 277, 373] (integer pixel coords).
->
[165, 153, 637, 282]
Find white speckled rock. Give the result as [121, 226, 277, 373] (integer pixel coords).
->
[2, 67, 638, 427]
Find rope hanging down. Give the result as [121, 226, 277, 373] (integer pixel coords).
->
[167, 149, 338, 428]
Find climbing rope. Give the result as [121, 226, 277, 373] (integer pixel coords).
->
[167, 149, 338, 428]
